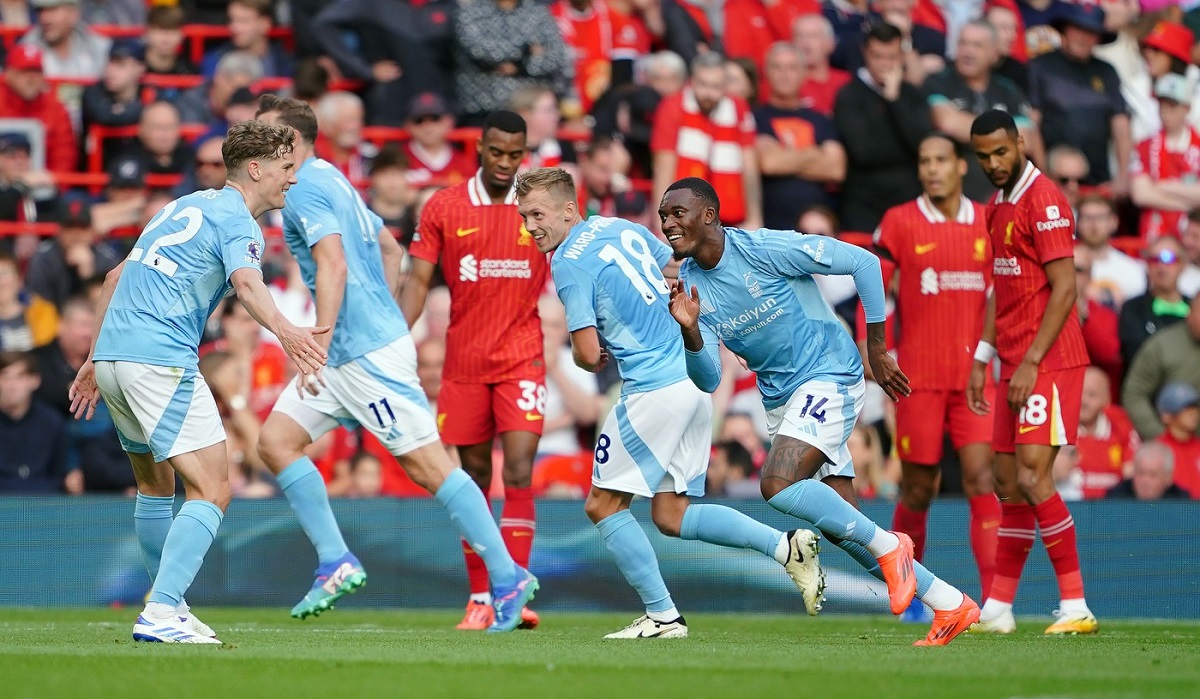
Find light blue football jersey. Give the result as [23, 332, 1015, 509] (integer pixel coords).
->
[680, 228, 886, 410]
[552, 216, 688, 394]
[280, 157, 407, 367]
[95, 187, 265, 368]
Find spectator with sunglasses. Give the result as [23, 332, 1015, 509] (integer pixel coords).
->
[1046, 145, 1089, 213]
[191, 136, 228, 191]
[1119, 236, 1192, 369]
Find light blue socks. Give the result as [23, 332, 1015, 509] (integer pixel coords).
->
[680, 503, 784, 559]
[435, 468, 518, 588]
[597, 510, 675, 614]
[148, 500, 223, 606]
[277, 457, 350, 565]
[134, 492, 174, 581]
[767, 480, 881, 548]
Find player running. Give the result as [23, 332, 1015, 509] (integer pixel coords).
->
[515, 167, 823, 638]
[401, 110, 547, 630]
[874, 133, 1000, 620]
[253, 96, 538, 632]
[664, 177, 980, 647]
[967, 110, 1096, 635]
[68, 121, 330, 644]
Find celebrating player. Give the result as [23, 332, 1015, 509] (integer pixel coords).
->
[400, 110, 547, 630]
[664, 177, 980, 647]
[68, 121, 330, 643]
[968, 110, 1096, 635]
[253, 96, 538, 632]
[515, 167, 823, 638]
[874, 133, 1000, 619]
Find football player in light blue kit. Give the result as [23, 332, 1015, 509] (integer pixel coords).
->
[515, 168, 824, 639]
[68, 121, 331, 644]
[663, 177, 981, 647]
[253, 96, 538, 632]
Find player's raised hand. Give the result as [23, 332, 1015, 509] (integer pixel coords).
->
[68, 359, 100, 421]
[967, 361, 992, 415]
[277, 323, 331, 376]
[669, 279, 701, 329]
[1007, 359, 1038, 413]
[868, 352, 911, 402]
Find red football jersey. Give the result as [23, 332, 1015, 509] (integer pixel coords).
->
[404, 142, 476, 189]
[1130, 127, 1200, 242]
[874, 195, 991, 390]
[552, 0, 641, 114]
[987, 162, 1089, 379]
[409, 171, 548, 383]
[1076, 405, 1139, 499]
[798, 68, 851, 117]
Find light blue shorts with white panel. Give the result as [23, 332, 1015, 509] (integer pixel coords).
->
[765, 378, 866, 479]
[95, 360, 226, 462]
[271, 336, 439, 457]
[593, 379, 712, 498]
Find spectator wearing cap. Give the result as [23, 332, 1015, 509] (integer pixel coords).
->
[403, 92, 476, 189]
[1105, 441, 1192, 500]
[309, 0, 458, 127]
[176, 51, 265, 125]
[453, 0, 574, 127]
[1131, 21, 1196, 143]
[0, 133, 59, 240]
[314, 91, 376, 185]
[20, 0, 110, 80]
[1123, 296, 1200, 440]
[200, 0, 294, 80]
[1028, 2, 1131, 195]
[0, 46, 77, 172]
[1075, 194, 1145, 309]
[1120, 236, 1192, 369]
[753, 41, 844, 230]
[23, 197, 120, 310]
[1150, 382, 1200, 497]
[144, 5, 198, 78]
[1130, 74, 1200, 243]
[81, 39, 147, 168]
[0, 250, 58, 352]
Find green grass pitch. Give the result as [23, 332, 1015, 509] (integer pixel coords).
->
[2, 608, 1197, 699]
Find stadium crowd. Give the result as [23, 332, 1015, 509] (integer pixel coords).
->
[1, 0, 1200, 504]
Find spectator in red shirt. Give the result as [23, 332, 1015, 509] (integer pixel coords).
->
[1130, 74, 1200, 243]
[1154, 382, 1200, 498]
[0, 46, 76, 173]
[793, 12, 850, 117]
[1075, 366, 1139, 499]
[403, 92, 476, 190]
[199, 299, 291, 422]
[651, 51, 762, 228]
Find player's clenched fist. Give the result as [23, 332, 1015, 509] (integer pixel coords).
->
[669, 279, 701, 329]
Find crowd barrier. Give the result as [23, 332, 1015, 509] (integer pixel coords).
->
[2, 497, 1196, 619]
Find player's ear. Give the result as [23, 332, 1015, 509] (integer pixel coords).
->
[247, 160, 262, 181]
[957, 157, 968, 177]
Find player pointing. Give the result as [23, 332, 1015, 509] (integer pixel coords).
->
[253, 96, 539, 632]
[68, 120, 329, 644]
[516, 167, 824, 638]
[664, 177, 980, 646]
[968, 109, 1095, 635]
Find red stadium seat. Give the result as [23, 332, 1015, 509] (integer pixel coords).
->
[182, 24, 295, 66]
[86, 123, 210, 176]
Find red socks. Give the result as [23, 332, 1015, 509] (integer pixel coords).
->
[1034, 493, 1085, 600]
[990, 502, 1036, 604]
[500, 486, 536, 570]
[891, 502, 928, 561]
[968, 494, 1001, 601]
[461, 498, 492, 596]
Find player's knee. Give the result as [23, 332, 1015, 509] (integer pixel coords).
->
[900, 479, 935, 509]
[760, 478, 786, 501]
[256, 429, 299, 471]
[651, 512, 682, 538]
[583, 495, 613, 524]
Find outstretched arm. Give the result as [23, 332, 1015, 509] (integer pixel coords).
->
[231, 267, 328, 376]
[399, 257, 436, 328]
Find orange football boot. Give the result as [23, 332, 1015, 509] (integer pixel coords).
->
[876, 532, 917, 615]
[913, 596, 981, 647]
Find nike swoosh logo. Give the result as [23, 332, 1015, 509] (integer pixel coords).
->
[525, 412, 543, 421]
[512, 531, 532, 537]
[1019, 425, 1039, 434]
[456, 227, 479, 237]
[915, 243, 937, 255]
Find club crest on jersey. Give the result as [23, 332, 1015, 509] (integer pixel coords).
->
[245, 240, 262, 264]
[743, 272, 764, 298]
[517, 224, 532, 246]
[974, 238, 987, 262]
[1004, 221, 1014, 247]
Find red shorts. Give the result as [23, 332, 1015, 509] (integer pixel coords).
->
[437, 376, 547, 445]
[992, 366, 1084, 454]
[895, 385, 995, 465]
